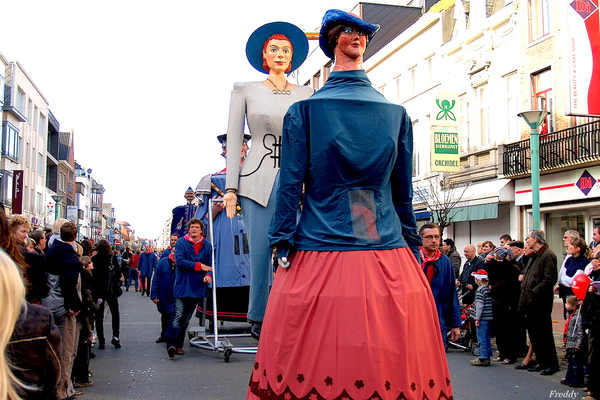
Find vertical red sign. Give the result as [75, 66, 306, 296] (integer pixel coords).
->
[12, 170, 23, 214]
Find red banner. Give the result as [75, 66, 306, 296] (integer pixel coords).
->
[12, 170, 23, 214]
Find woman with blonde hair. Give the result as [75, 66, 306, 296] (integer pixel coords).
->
[0, 249, 26, 400]
[3, 247, 62, 399]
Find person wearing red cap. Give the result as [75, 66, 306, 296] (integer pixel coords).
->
[471, 269, 493, 366]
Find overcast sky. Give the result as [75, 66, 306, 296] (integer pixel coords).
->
[1, 0, 388, 239]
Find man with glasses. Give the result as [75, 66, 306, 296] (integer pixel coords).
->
[419, 223, 461, 346]
[563, 229, 580, 248]
[590, 225, 600, 254]
[518, 229, 559, 375]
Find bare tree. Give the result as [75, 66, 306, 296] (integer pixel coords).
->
[414, 174, 470, 234]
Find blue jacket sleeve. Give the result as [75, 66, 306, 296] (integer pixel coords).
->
[268, 106, 308, 249]
[151, 261, 163, 300]
[390, 109, 421, 260]
[447, 269, 462, 328]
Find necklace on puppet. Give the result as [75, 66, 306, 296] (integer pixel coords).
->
[266, 78, 291, 95]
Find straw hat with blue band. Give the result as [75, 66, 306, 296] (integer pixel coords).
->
[319, 9, 380, 60]
[245, 22, 309, 75]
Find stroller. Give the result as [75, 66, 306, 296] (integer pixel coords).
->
[447, 293, 479, 355]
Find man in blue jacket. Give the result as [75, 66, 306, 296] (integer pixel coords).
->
[138, 244, 157, 296]
[419, 223, 461, 347]
[152, 246, 177, 344]
[167, 218, 212, 358]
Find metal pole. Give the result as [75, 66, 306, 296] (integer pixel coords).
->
[530, 125, 540, 229]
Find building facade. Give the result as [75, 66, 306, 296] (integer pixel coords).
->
[1, 57, 51, 227]
[75, 162, 105, 242]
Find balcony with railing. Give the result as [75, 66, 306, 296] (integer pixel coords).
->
[500, 121, 600, 178]
[91, 201, 102, 212]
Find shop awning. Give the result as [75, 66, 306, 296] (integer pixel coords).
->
[447, 203, 498, 222]
[459, 178, 514, 204]
[429, 179, 513, 223]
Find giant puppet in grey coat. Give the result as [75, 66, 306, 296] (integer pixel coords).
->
[222, 22, 313, 334]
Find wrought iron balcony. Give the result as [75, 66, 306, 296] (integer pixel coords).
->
[501, 120, 600, 178]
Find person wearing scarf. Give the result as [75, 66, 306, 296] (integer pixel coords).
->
[167, 218, 212, 358]
[419, 223, 462, 348]
[151, 249, 178, 344]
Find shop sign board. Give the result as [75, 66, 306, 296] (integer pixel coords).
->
[565, 0, 600, 116]
[431, 129, 460, 172]
[515, 166, 600, 206]
[432, 92, 459, 127]
[12, 170, 23, 214]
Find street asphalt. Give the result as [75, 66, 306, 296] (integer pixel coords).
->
[81, 288, 582, 400]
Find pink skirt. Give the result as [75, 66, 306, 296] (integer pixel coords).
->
[247, 248, 453, 400]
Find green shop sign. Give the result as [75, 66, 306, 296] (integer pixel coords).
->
[431, 129, 459, 171]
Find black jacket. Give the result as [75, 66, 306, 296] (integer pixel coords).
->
[582, 269, 600, 330]
[45, 240, 82, 314]
[8, 303, 61, 400]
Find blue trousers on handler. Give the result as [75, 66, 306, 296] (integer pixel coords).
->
[167, 297, 201, 350]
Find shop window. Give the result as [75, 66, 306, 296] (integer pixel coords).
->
[0, 170, 13, 205]
[409, 66, 417, 95]
[313, 72, 321, 90]
[0, 74, 5, 107]
[2, 122, 20, 161]
[532, 69, 553, 134]
[504, 72, 519, 142]
[529, 0, 551, 41]
[38, 153, 44, 176]
[458, 95, 469, 153]
[475, 84, 490, 147]
[16, 90, 25, 116]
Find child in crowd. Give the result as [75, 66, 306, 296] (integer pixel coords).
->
[471, 269, 493, 366]
[23, 237, 36, 253]
[562, 295, 585, 387]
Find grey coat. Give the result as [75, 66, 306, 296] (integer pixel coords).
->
[518, 243, 557, 314]
[225, 82, 314, 206]
[565, 310, 584, 349]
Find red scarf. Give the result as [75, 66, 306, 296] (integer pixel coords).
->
[419, 247, 442, 285]
[563, 309, 579, 344]
[184, 234, 204, 255]
[168, 252, 175, 263]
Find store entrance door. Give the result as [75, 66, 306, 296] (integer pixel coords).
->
[546, 211, 586, 268]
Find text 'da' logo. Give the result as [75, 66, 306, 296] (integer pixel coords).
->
[570, 0, 598, 20]
[576, 170, 596, 196]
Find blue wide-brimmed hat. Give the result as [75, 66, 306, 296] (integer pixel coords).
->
[245, 22, 309, 75]
[319, 9, 380, 59]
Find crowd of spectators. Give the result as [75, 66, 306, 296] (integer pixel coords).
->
[433, 227, 600, 400]
[0, 202, 134, 400]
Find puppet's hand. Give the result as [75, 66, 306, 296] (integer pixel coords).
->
[276, 247, 291, 269]
[223, 192, 237, 219]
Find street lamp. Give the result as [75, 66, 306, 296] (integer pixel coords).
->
[51, 194, 63, 221]
[517, 110, 550, 229]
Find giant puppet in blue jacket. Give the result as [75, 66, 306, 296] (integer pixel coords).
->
[194, 133, 252, 321]
[171, 188, 198, 237]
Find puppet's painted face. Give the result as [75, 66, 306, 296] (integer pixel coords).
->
[334, 25, 367, 60]
[184, 191, 195, 201]
[262, 39, 292, 74]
